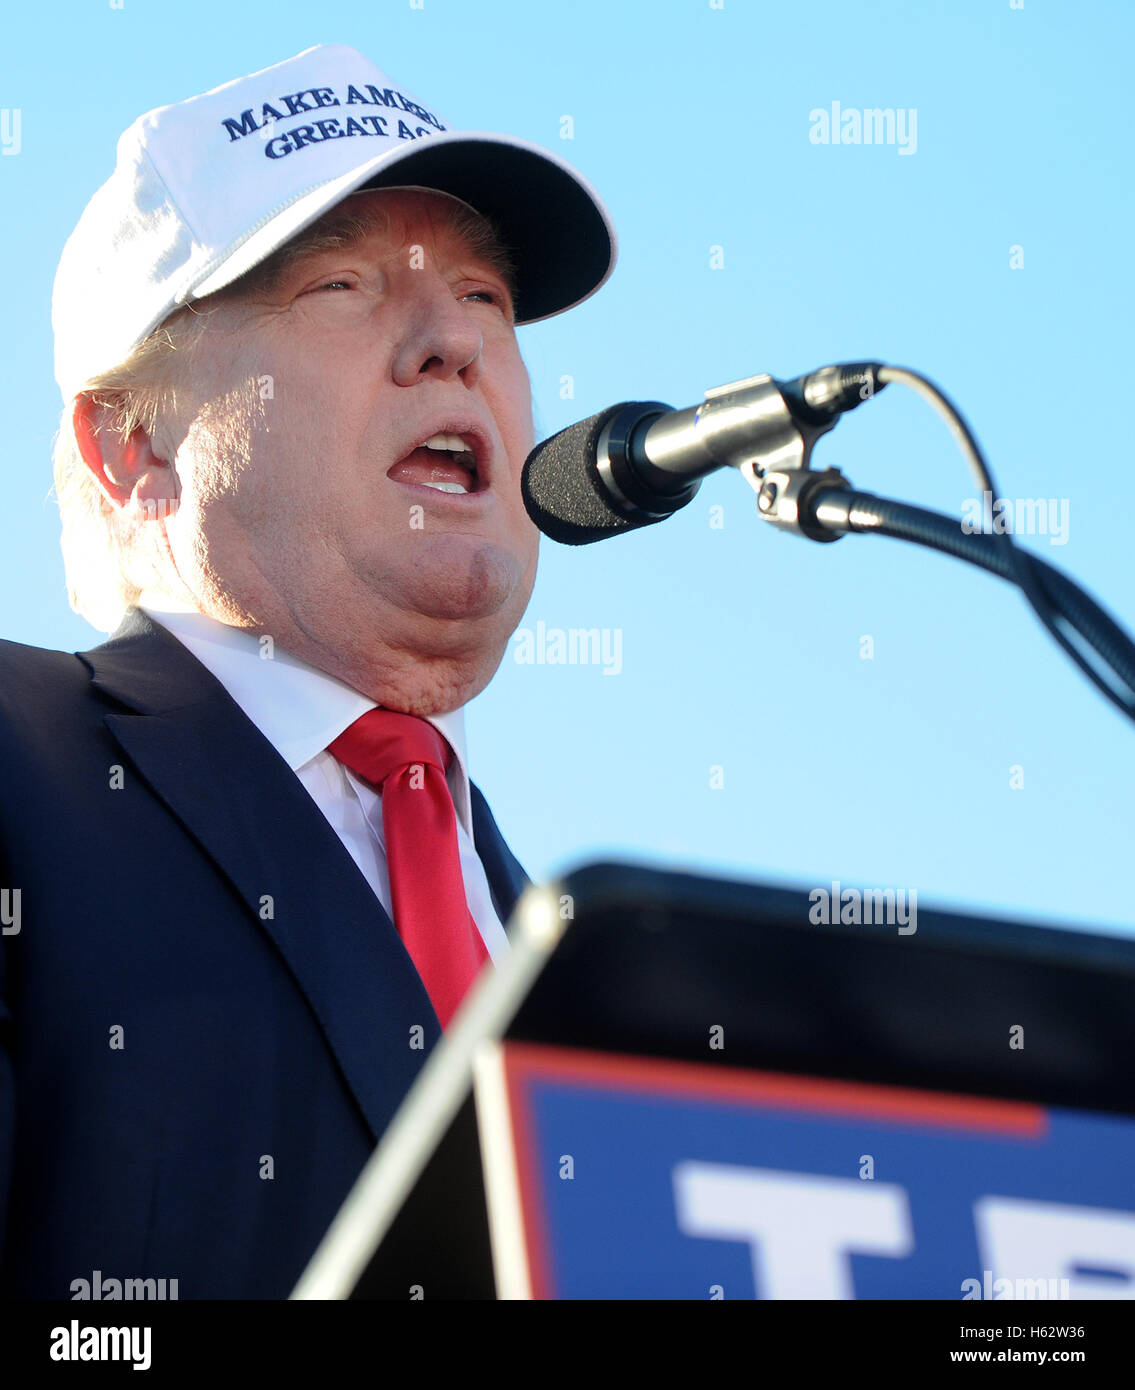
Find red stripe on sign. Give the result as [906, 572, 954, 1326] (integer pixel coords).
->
[502, 1041, 1048, 1136]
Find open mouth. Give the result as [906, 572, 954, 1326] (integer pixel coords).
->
[388, 431, 485, 496]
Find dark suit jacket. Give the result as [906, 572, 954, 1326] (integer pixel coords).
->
[0, 607, 529, 1298]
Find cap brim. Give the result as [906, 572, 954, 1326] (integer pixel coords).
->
[188, 130, 616, 326]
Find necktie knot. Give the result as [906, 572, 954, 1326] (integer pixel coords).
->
[328, 708, 451, 789]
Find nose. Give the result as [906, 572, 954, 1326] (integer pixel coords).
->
[391, 273, 485, 388]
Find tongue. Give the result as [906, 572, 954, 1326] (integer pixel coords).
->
[388, 447, 475, 490]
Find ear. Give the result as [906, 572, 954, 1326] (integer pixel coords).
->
[72, 394, 179, 521]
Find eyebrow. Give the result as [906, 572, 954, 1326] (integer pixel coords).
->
[228, 200, 519, 305]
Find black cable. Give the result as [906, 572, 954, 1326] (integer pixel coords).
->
[818, 488, 1135, 723]
[872, 366, 1135, 724]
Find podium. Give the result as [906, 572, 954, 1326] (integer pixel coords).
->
[292, 863, 1135, 1300]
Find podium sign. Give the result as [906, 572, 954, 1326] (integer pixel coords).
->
[476, 1042, 1135, 1300]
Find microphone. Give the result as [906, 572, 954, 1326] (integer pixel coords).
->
[521, 362, 885, 545]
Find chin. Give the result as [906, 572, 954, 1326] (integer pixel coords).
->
[393, 537, 527, 622]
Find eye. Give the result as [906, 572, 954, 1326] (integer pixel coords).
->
[461, 286, 515, 322]
[315, 279, 353, 292]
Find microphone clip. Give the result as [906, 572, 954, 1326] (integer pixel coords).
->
[724, 364, 882, 542]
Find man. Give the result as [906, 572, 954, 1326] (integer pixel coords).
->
[0, 43, 615, 1299]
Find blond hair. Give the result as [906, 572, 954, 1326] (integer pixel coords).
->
[51, 305, 212, 632]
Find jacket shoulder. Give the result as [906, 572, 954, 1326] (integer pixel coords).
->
[0, 633, 92, 683]
[0, 635, 97, 732]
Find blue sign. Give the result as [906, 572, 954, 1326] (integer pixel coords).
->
[500, 1044, 1135, 1300]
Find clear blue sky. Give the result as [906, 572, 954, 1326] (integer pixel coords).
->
[2, 0, 1132, 937]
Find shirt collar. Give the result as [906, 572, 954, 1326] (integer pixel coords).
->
[136, 597, 475, 835]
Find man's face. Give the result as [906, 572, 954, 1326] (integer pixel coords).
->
[156, 188, 538, 704]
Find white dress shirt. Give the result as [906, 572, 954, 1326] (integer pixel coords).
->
[137, 597, 510, 962]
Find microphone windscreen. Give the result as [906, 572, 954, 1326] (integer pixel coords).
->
[521, 404, 665, 545]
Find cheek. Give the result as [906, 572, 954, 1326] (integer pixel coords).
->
[489, 356, 535, 455]
[255, 369, 373, 501]
[173, 390, 304, 536]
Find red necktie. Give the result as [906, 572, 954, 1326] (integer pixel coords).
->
[327, 709, 489, 1029]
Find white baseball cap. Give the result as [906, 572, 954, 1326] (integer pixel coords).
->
[52, 42, 617, 404]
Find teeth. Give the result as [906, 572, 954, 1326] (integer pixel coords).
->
[420, 480, 471, 494]
[423, 433, 472, 453]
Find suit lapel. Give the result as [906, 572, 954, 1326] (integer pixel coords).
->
[469, 781, 531, 929]
[80, 608, 442, 1143]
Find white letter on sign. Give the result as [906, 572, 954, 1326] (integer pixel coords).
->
[673, 1162, 912, 1298]
[975, 1196, 1135, 1299]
